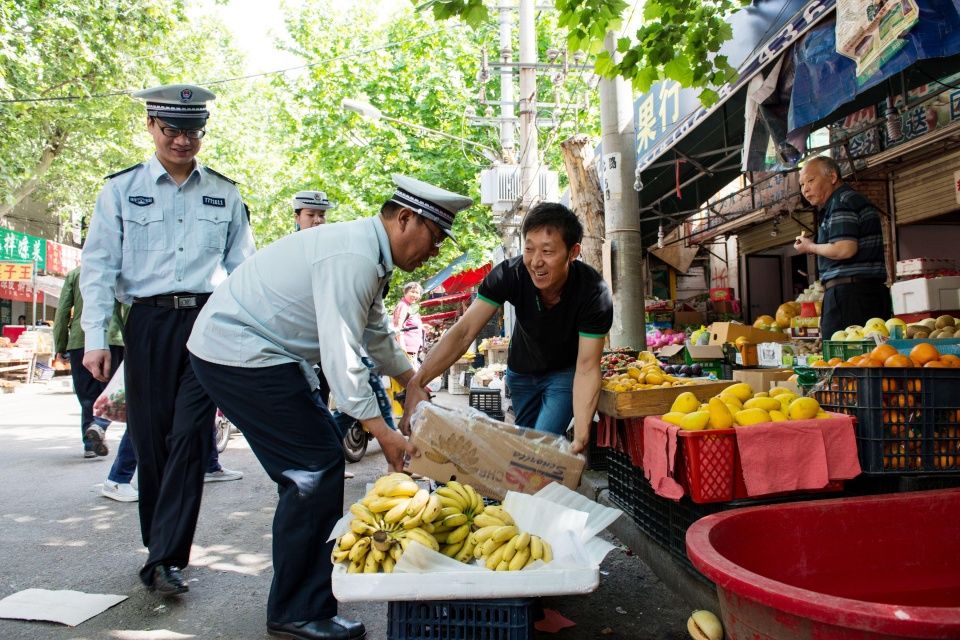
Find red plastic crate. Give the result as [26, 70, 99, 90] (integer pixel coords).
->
[622, 418, 644, 467]
[596, 414, 644, 466]
[676, 429, 844, 504]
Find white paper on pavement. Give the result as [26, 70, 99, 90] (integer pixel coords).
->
[0, 588, 127, 627]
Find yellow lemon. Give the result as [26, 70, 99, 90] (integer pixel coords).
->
[661, 412, 686, 426]
[670, 391, 701, 414]
[679, 411, 711, 431]
[707, 397, 734, 429]
[787, 397, 820, 420]
[735, 408, 770, 426]
[724, 383, 754, 402]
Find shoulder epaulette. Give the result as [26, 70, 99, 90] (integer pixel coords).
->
[103, 163, 143, 180]
[204, 167, 239, 185]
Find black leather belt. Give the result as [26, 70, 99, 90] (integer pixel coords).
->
[133, 293, 211, 309]
[823, 277, 885, 290]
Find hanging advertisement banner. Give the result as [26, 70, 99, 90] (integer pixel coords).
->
[45, 240, 81, 277]
[836, 0, 920, 83]
[0, 261, 34, 283]
[0, 228, 46, 272]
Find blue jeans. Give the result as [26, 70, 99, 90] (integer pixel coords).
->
[505, 367, 575, 435]
[107, 429, 139, 484]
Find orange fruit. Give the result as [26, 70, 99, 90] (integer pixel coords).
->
[811, 359, 828, 367]
[861, 358, 881, 368]
[940, 354, 960, 368]
[827, 357, 843, 366]
[910, 343, 940, 366]
[871, 344, 898, 363]
[884, 354, 912, 368]
[925, 360, 947, 368]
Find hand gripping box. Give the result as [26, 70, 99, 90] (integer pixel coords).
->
[405, 403, 585, 500]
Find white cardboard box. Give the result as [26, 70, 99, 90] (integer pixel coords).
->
[890, 276, 960, 314]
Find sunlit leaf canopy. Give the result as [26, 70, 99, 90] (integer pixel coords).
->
[0, 0, 602, 301]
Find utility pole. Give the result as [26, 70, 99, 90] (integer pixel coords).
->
[518, 0, 538, 222]
[599, 31, 645, 348]
[498, 6, 516, 163]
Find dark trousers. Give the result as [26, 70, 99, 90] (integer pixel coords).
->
[191, 357, 344, 624]
[70, 345, 124, 446]
[821, 281, 893, 340]
[124, 304, 215, 583]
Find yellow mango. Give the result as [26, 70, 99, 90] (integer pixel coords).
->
[769, 387, 792, 397]
[768, 410, 788, 422]
[670, 391, 701, 414]
[707, 397, 734, 429]
[680, 411, 711, 431]
[743, 397, 782, 412]
[724, 383, 754, 402]
[627, 368, 643, 381]
[661, 412, 686, 426]
[815, 411, 829, 419]
[754, 391, 769, 398]
[787, 397, 820, 420]
[735, 408, 770, 426]
[645, 372, 664, 385]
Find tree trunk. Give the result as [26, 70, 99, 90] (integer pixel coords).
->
[0, 129, 68, 221]
[560, 135, 604, 272]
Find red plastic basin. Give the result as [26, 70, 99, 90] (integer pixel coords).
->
[686, 489, 960, 639]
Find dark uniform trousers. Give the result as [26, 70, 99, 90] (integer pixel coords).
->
[820, 281, 893, 340]
[190, 356, 344, 624]
[124, 304, 215, 584]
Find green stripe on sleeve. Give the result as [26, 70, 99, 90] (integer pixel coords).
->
[579, 331, 606, 339]
[477, 294, 502, 308]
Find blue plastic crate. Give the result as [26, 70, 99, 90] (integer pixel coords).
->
[388, 598, 535, 640]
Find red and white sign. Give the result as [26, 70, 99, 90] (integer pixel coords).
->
[45, 240, 81, 277]
[0, 280, 43, 303]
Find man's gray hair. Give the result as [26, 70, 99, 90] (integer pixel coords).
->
[806, 155, 842, 180]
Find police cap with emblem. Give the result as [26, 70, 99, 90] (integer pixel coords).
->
[132, 84, 215, 130]
[389, 174, 472, 241]
[292, 191, 335, 212]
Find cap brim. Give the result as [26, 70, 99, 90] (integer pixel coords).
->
[156, 116, 207, 130]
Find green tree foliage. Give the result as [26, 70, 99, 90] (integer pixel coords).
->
[421, 0, 750, 107]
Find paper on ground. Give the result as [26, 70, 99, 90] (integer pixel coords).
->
[0, 588, 127, 627]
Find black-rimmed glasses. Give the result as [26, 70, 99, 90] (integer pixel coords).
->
[157, 123, 206, 140]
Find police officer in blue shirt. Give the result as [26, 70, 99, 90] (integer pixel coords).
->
[80, 83, 256, 597]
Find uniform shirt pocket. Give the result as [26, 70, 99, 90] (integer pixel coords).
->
[121, 207, 166, 251]
[196, 208, 230, 250]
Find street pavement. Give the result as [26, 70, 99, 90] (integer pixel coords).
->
[0, 381, 691, 639]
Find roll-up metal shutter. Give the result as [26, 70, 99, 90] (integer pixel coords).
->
[893, 148, 960, 224]
[736, 211, 814, 255]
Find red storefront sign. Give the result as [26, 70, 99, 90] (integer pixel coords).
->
[45, 240, 81, 277]
[0, 281, 43, 303]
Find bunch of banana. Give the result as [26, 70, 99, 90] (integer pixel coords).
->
[470, 506, 553, 571]
[333, 473, 440, 573]
[429, 480, 487, 561]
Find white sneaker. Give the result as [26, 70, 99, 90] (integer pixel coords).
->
[204, 467, 243, 483]
[102, 480, 138, 502]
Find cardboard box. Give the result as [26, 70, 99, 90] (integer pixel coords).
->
[708, 321, 790, 346]
[733, 368, 794, 393]
[406, 404, 584, 500]
[674, 311, 706, 327]
[890, 275, 960, 314]
[711, 300, 740, 315]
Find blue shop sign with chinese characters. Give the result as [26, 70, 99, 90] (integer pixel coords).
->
[635, 0, 835, 173]
[0, 228, 46, 272]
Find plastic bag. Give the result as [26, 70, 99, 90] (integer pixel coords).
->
[93, 362, 126, 422]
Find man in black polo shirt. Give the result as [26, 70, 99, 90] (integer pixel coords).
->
[794, 155, 891, 339]
[402, 202, 613, 454]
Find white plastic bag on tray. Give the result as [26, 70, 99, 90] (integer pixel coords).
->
[93, 362, 126, 422]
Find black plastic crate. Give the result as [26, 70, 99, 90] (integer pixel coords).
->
[469, 388, 502, 415]
[388, 598, 535, 640]
[812, 367, 960, 474]
[605, 449, 636, 519]
[606, 450, 673, 549]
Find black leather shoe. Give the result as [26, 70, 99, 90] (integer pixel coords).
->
[267, 617, 366, 640]
[147, 565, 188, 597]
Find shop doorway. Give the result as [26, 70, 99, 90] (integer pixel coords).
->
[745, 255, 783, 323]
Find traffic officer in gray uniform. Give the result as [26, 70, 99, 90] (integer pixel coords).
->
[186, 175, 471, 640]
[80, 83, 256, 597]
[293, 190, 334, 231]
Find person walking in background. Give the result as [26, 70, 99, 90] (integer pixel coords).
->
[794, 155, 891, 338]
[80, 84, 256, 597]
[392, 282, 424, 367]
